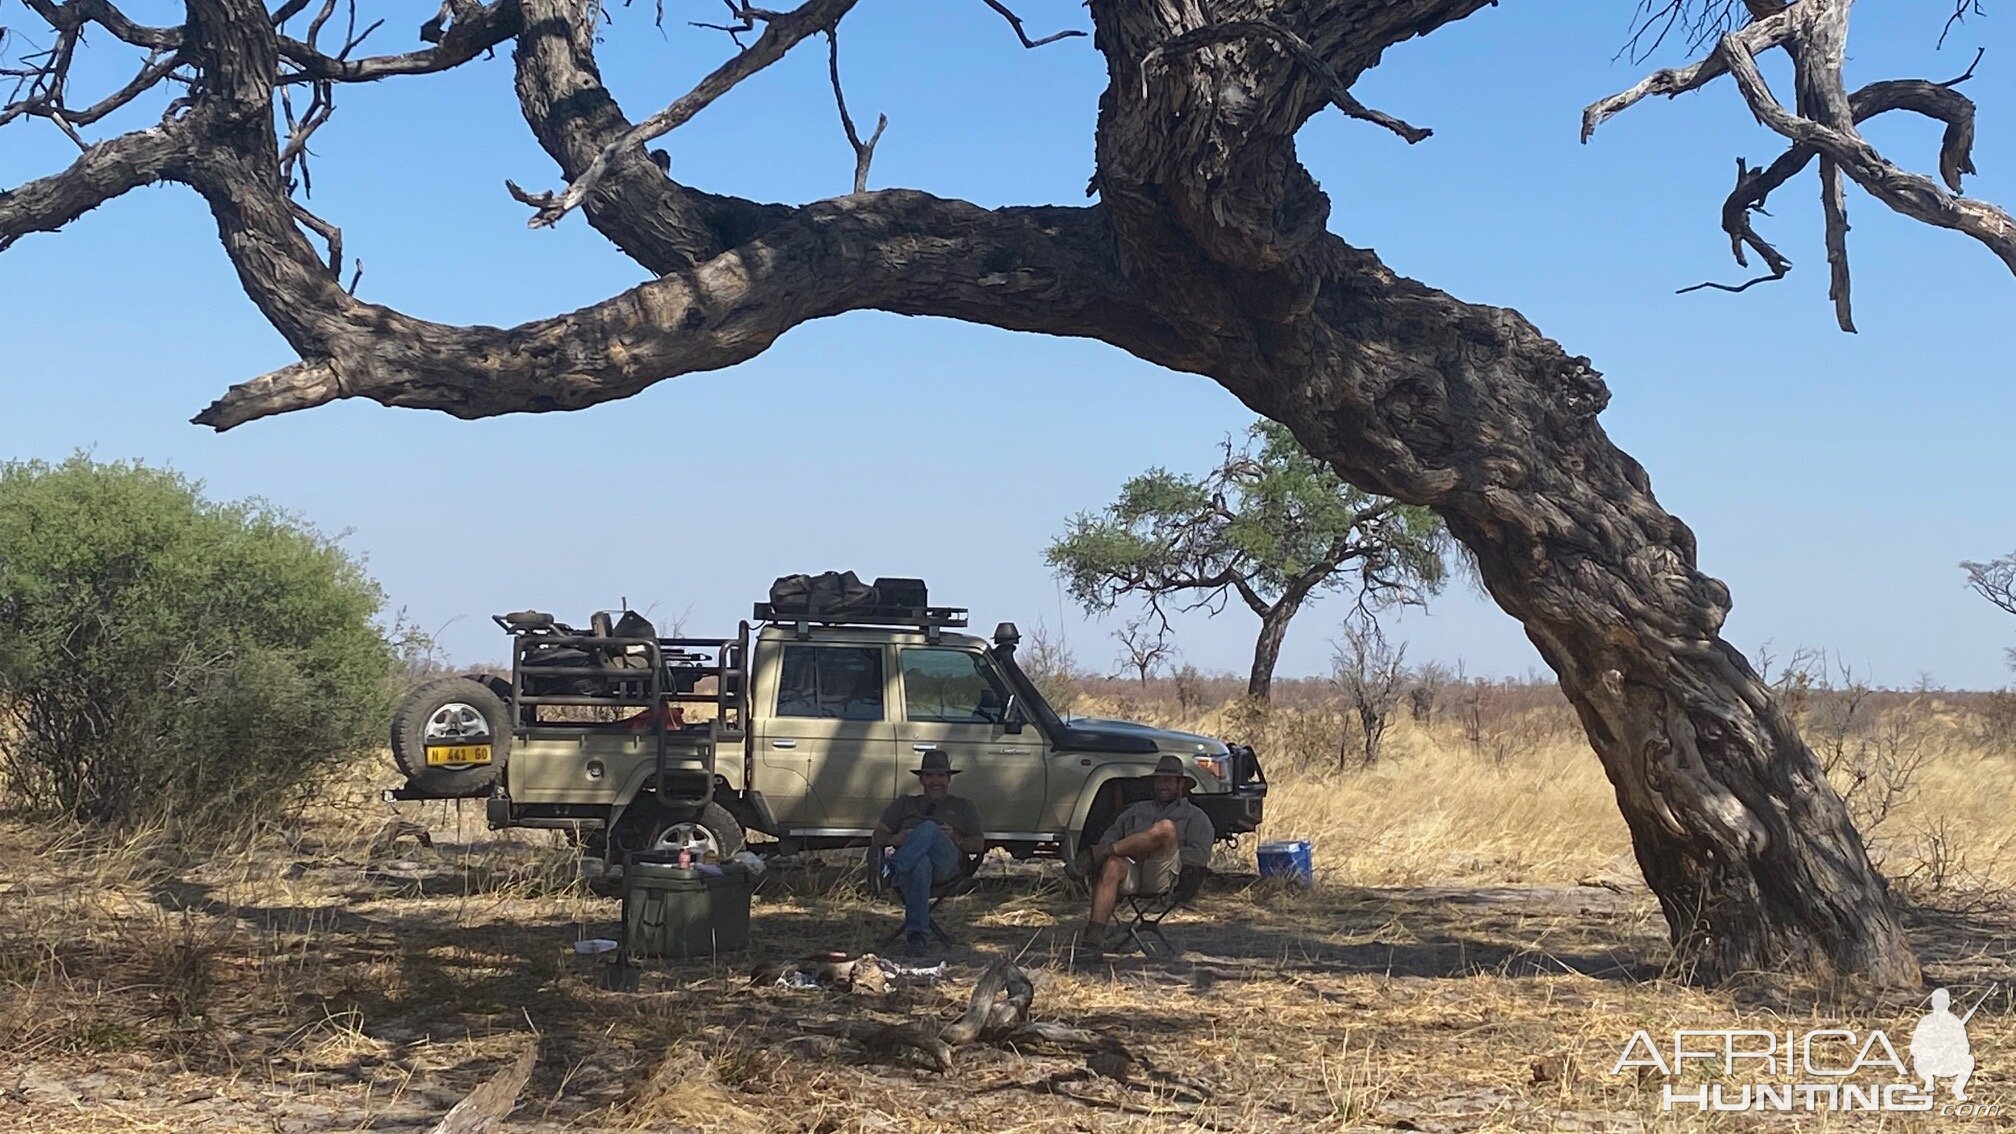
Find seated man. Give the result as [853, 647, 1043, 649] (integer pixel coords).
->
[1077, 754, 1214, 956]
[871, 749, 985, 956]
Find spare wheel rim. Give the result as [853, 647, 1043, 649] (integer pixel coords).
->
[423, 702, 492, 743]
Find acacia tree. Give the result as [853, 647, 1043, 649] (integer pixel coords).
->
[1961, 552, 2016, 668]
[1048, 420, 1448, 701]
[6, 0, 2002, 984]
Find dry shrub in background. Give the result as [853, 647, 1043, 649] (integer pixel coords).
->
[1020, 619, 1081, 717]
[1330, 617, 1406, 768]
[0, 456, 396, 844]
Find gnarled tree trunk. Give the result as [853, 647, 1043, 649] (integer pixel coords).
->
[1247, 267, 1914, 983]
[1074, 0, 1917, 985]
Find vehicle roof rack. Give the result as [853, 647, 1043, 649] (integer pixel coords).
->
[752, 602, 969, 641]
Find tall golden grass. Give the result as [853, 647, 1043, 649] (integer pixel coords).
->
[1064, 680, 2016, 902]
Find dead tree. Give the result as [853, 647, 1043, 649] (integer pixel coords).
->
[10, 0, 1998, 985]
[1331, 616, 1407, 768]
[1112, 617, 1175, 687]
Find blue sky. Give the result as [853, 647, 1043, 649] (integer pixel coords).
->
[4, 2, 2014, 688]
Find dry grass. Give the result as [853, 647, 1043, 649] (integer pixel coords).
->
[0, 688, 2013, 1131]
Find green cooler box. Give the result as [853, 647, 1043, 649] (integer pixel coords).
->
[621, 856, 753, 959]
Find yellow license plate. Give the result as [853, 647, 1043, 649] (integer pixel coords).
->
[426, 744, 493, 767]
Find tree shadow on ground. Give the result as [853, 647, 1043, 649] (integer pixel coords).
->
[111, 848, 2016, 1131]
[746, 862, 1667, 984]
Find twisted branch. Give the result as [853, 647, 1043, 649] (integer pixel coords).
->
[979, 0, 1085, 49]
[1588, 0, 2012, 330]
[511, 0, 857, 228]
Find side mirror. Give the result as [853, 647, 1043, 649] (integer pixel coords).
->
[1002, 694, 1025, 734]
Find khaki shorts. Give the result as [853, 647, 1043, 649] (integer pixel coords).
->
[1117, 852, 1182, 898]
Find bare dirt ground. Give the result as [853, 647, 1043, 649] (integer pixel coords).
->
[2, 789, 2012, 1134]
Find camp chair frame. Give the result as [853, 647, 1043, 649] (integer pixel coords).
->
[873, 845, 983, 950]
[1111, 863, 1209, 958]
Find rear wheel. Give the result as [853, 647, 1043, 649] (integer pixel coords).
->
[390, 675, 510, 796]
[606, 800, 747, 864]
[650, 801, 746, 860]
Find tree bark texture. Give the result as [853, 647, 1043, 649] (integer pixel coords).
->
[0, 0, 1944, 985]
[1246, 603, 1294, 703]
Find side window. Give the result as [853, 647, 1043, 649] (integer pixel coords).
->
[776, 645, 884, 721]
[902, 648, 1008, 724]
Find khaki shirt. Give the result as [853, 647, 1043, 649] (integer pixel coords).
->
[1100, 797, 1214, 869]
[876, 793, 983, 840]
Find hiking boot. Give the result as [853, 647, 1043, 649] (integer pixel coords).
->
[905, 932, 930, 958]
[1072, 925, 1111, 964]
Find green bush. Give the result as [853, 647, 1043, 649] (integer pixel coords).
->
[0, 456, 395, 836]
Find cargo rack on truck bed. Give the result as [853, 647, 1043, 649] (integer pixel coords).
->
[497, 611, 751, 808]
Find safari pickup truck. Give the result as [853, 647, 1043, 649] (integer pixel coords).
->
[387, 577, 1267, 874]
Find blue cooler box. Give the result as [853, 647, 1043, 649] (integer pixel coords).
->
[1257, 839, 1313, 886]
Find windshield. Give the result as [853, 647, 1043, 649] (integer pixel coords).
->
[988, 642, 1064, 736]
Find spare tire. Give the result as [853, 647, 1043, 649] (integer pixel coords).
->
[390, 675, 511, 796]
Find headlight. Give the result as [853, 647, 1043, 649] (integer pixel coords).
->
[1193, 754, 1229, 781]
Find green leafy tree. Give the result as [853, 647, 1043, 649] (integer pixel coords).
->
[0, 456, 396, 838]
[1048, 421, 1449, 701]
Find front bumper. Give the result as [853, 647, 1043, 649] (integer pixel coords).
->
[1193, 790, 1266, 839]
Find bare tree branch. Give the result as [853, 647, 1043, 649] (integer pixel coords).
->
[0, 122, 188, 252]
[1716, 20, 2016, 282]
[1620, 1, 1775, 64]
[1941, 0, 1985, 50]
[19, 0, 179, 50]
[1582, 8, 1794, 142]
[288, 196, 345, 276]
[978, 0, 1085, 50]
[824, 29, 884, 194]
[512, 0, 857, 228]
[278, 0, 518, 84]
[1590, 0, 2013, 329]
[1681, 65, 1983, 298]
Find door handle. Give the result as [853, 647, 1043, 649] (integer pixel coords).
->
[771, 739, 797, 749]
[911, 744, 937, 752]
[995, 747, 1031, 755]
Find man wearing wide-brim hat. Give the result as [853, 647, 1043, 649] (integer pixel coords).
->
[1076, 754, 1214, 955]
[871, 748, 986, 956]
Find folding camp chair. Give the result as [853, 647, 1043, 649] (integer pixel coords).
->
[1111, 864, 1209, 958]
[874, 846, 983, 950]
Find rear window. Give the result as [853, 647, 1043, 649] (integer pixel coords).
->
[776, 645, 884, 721]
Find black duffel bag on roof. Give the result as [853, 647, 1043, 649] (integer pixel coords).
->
[769, 571, 878, 617]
